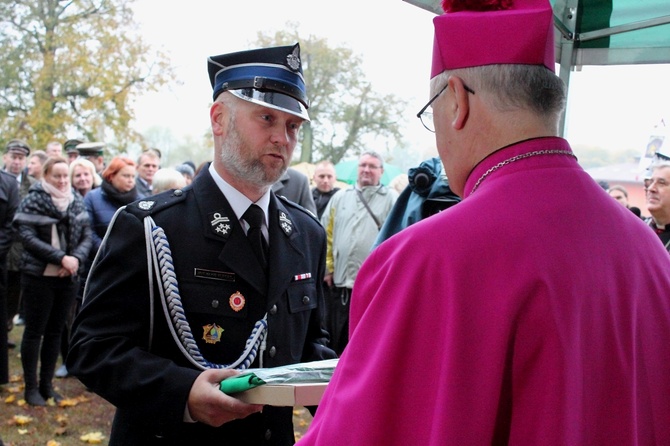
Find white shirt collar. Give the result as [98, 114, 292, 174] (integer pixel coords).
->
[208, 163, 271, 227]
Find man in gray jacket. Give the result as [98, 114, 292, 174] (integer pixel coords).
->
[321, 151, 397, 354]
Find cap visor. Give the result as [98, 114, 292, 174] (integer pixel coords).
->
[229, 89, 309, 121]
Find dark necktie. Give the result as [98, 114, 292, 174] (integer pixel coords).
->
[243, 204, 268, 269]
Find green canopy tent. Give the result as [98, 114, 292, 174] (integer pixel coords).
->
[335, 159, 404, 186]
[402, 0, 670, 135]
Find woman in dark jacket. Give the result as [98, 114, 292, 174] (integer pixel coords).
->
[84, 156, 138, 251]
[13, 157, 92, 405]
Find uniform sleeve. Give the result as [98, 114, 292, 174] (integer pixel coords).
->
[67, 208, 199, 436]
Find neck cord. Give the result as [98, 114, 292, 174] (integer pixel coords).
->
[470, 150, 576, 195]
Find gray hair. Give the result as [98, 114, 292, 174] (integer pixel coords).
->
[434, 64, 566, 121]
[607, 185, 628, 198]
[359, 150, 384, 167]
[651, 162, 670, 172]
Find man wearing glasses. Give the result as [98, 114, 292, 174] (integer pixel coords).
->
[645, 162, 670, 252]
[320, 151, 397, 355]
[299, 0, 670, 444]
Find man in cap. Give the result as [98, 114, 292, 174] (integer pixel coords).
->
[3, 140, 34, 330]
[76, 142, 105, 174]
[3, 140, 31, 189]
[299, 1, 670, 444]
[0, 160, 19, 386]
[68, 43, 336, 445]
[64, 139, 83, 164]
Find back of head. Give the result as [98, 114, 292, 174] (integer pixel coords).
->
[152, 168, 187, 194]
[431, 0, 565, 123]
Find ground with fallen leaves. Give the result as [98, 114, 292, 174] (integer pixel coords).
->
[3, 326, 313, 445]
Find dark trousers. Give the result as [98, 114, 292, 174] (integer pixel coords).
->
[20, 275, 77, 389]
[6, 270, 21, 322]
[0, 254, 8, 384]
[325, 286, 351, 356]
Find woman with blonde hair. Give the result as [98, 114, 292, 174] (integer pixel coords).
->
[151, 167, 187, 194]
[69, 158, 101, 198]
[84, 156, 138, 251]
[54, 157, 103, 379]
[13, 157, 91, 405]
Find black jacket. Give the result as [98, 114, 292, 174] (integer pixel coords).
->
[0, 170, 19, 256]
[13, 182, 92, 277]
[68, 169, 335, 445]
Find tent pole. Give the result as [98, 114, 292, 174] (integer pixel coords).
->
[554, 0, 580, 138]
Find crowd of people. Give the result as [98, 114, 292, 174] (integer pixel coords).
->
[3, 0, 670, 443]
[0, 139, 202, 408]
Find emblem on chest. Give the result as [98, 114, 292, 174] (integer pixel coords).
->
[229, 291, 246, 312]
[202, 323, 224, 344]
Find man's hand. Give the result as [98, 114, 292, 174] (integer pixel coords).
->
[324, 273, 334, 288]
[187, 369, 263, 427]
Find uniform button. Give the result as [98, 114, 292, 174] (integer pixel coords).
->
[269, 346, 276, 357]
[302, 295, 310, 304]
[174, 189, 183, 196]
[264, 429, 272, 440]
[211, 299, 219, 308]
[269, 304, 277, 315]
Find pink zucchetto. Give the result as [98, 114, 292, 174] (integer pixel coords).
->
[431, 0, 555, 78]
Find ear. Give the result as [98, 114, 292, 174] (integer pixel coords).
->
[449, 76, 470, 130]
[210, 101, 228, 137]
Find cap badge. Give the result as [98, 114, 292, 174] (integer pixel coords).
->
[138, 201, 155, 211]
[286, 46, 301, 72]
[202, 323, 224, 344]
[210, 212, 231, 236]
[229, 291, 246, 312]
[279, 211, 293, 236]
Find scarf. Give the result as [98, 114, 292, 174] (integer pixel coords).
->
[101, 179, 139, 207]
[41, 179, 73, 212]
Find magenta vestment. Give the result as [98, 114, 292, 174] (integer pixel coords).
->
[299, 137, 670, 445]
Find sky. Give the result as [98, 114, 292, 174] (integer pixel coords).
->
[129, 0, 670, 168]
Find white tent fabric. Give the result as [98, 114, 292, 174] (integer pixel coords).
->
[402, 0, 670, 134]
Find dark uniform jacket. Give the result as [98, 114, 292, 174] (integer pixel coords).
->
[67, 168, 335, 445]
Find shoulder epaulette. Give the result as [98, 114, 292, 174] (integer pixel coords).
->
[277, 195, 320, 224]
[125, 187, 189, 219]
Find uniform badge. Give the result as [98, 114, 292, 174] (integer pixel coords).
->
[229, 291, 245, 312]
[138, 200, 155, 210]
[279, 211, 293, 236]
[210, 212, 231, 236]
[202, 323, 224, 344]
[293, 272, 312, 282]
[286, 45, 301, 71]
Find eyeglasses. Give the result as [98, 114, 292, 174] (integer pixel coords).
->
[417, 81, 475, 132]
